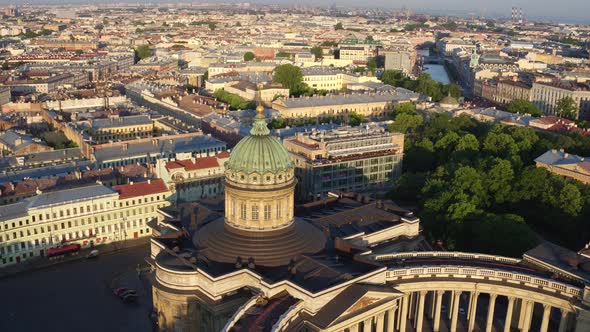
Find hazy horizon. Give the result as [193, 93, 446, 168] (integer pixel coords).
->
[1, 0, 589, 24]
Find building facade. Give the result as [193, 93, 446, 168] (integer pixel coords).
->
[283, 126, 404, 201]
[383, 48, 416, 75]
[271, 90, 418, 119]
[155, 151, 230, 203]
[0, 180, 171, 267]
[531, 82, 590, 120]
[91, 115, 154, 144]
[535, 149, 590, 184]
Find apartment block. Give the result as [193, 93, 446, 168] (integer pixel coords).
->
[283, 126, 404, 201]
[0, 180, 171, 267]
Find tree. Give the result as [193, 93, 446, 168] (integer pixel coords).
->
[556, 96, 577, 120]
[367, 59, 378, 73]
[243, 51, 255, 61]
[444, 83, 462, 98]
[486, 159, 514, 204]
[135, 45, 152, 60]
[276, 51, 291, 58]
[506, 100, 543, 117]
[208, 22, 216, 31]
[273, 64, 303, 96]
[392, 102, 416, 116]
[442, 22, 458, 31]
[310, 46, 323, 60]
[380, 70, 404, 86]
[334, 22, 344, 30]
[559, 184, 582, 216]
[348, 112, 365, 126]
[472, 214, 537, 257]
[390, 113, 423, 134]
[75, 50, 84, 56]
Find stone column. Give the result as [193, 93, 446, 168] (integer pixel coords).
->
[504, 296, 515, 332]
[486, 294, 497, 332]
[349, 322, 359, 332]
[396, 299, 402, 331]
[376, 312, 385, 332]
[387, 307, 395, 332]
[540, 304, 551, 332]
[448, 291, 455, 320]
[429, 291, 436, 319]
[522, 300, 534, 332]
[451, 291, 461, 332]
[433, 291, 444, 332]
[518, 298, 527, 330]
[363, 317, 372, 332]
[416, 291, 426, 332]
[559, 310, 569, 332]
[468, 292, 479, 332]
[399, 295, 409, 332]
[467, 292, 475, 317]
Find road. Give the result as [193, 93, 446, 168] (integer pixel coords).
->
[0, 244, 154, 332]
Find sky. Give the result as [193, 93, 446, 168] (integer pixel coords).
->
[2, 0, 589, 24]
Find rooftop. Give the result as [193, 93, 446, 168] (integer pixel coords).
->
[114, 179, 169, 199]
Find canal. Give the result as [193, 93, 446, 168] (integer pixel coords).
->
[417, 48, 451, 85]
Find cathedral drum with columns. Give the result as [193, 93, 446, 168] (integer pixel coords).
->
[149, 102, 590, 332]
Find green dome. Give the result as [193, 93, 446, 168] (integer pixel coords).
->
[440, 96, 459, 105]
[225, 115, 294, 175]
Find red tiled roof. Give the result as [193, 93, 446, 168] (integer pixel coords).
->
[217, 151, 230, 159]
[114, 179, 168, 199]
[165, 155, 227, 171]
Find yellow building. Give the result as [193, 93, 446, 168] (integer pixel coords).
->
[91, 115, 154, 143]
[271, 90, 419, 119]
[0, 179, 170, 267]
[301, 67, 380, 91]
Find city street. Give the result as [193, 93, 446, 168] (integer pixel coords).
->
[0, 244, 154, 332]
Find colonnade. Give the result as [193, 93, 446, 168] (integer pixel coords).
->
[343, 289, 573, 332]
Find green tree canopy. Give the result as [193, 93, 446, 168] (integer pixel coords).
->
[243, 51, 255, 61]
[506, 100, 543, 117]
[348, 112, 365, 126]
[556, 96, 577, 120]
[273, 64, 303, 96]
[334, 22, 344, 30]
[135, 45, 152, 60]
[390, 113, 423, 134]
[310, 46, 323, 59]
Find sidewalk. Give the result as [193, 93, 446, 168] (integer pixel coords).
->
[0, 237, 150, 279]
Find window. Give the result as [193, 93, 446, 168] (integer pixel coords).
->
[264, 205, 271, 220]
[277, 202, 282, 218]
[252, 205, 259, 221]
[240, 203, 247, 220]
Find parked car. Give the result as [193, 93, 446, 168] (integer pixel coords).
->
[86, 249, 99, 259]
[113, 287, 138, 303]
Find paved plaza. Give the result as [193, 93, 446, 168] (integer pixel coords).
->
[0, 244, 154, 332]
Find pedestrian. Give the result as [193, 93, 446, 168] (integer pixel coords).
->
[136, 264, 141, 278]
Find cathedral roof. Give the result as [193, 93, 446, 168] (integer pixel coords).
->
[225, 110, 294, 175]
